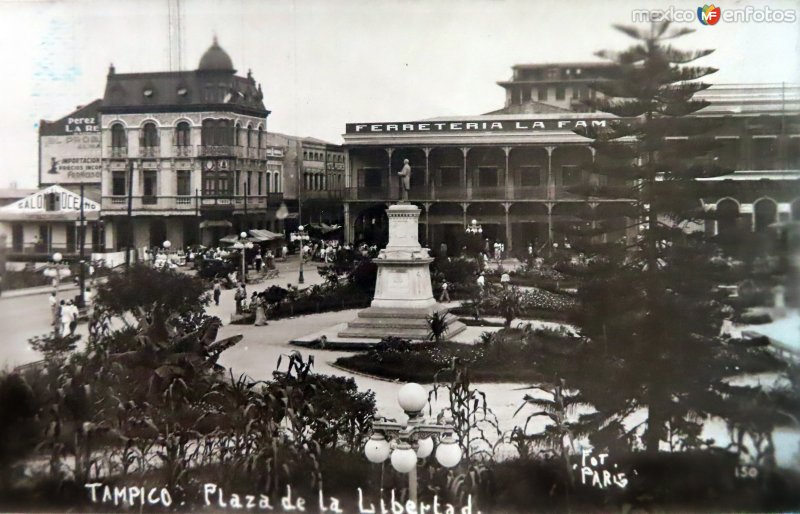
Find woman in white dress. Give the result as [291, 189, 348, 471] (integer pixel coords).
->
[253, 294, 268, 326]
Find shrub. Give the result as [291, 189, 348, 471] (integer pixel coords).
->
[739, 312, 773, 325]
[2, 269, 50, 291]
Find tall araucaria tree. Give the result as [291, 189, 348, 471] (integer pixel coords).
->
[563, 21, 787, 454]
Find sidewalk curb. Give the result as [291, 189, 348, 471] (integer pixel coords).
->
[1, 284, 79, 300]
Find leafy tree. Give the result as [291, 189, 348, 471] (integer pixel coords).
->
[94, 264, 209, 339]
[564, 21, 787, 453]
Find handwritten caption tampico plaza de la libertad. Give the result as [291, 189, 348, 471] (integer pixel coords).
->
[85, 483, 480, 514]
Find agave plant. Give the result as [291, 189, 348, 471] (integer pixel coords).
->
[426, 311, 450, 343]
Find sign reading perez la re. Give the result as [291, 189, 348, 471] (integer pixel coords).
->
[346, 118, 613, 134]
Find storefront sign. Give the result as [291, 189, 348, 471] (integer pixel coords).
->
[346, 118, 614, 134]
[0, 185, 100, 213]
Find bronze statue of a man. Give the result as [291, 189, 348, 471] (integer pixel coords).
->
[397, 158, 411, 202]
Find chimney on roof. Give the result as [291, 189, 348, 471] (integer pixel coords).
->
[108, 63, 116, 76]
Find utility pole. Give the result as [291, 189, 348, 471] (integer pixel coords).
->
[125, 160, 134, 268]
[78, 183, 86, 307]
[297, 140, 304, 284]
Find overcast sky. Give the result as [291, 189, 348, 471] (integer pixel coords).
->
[1, 0, 798, 188]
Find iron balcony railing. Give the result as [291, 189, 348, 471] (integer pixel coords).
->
[102, 194, 284, 212]
[139, 146, 160, 158]
[109, 146, 127, 158]
[197, 145, 237, 157]
[341, 185, 626, 201]
[173, 145, 193, 157]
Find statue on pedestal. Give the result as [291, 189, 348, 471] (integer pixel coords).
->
[397, 159, 411, 202]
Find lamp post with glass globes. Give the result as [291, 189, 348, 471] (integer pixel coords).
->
[162, 240, 171, 269]
[364, 383, 462, 504]
[232, 232, 254, 284]
[465, 218, 483, 260]
[44, 252, 70, 297]
[290, 225, 309, 284]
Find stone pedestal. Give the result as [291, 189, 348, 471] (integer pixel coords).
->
[339, 204, 465, 340]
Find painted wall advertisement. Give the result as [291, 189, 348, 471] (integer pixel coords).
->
[39, 100, 102, 184]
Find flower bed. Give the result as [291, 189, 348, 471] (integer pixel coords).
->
[335, 328, 580, 383]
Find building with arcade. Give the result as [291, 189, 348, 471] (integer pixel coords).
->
[341, 64, 800, 256]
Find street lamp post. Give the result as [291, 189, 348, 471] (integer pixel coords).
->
[291, 225, 309, 284]
[465, 219, 483, 260]
[161, 239, 172, 269]
[44, 252, 71, 299]
[232, 231, 254, 284]
[364, 383, 462, 503]
[51, 252, 63, 295]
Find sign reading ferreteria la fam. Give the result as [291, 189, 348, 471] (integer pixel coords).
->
[345, 118, 613, 134]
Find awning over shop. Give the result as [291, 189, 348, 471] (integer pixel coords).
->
[219, 234, 240, 244]
[199, 220, 233, 229]
[307, 223, 342, 235]
[248, 229, 284, 242]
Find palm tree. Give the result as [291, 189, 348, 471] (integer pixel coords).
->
[515, 379, 585, 484]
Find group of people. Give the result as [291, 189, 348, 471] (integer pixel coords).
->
[49, 288, 92, 336]
[232, 283, 270, 326]
[301, 240, 341, 263]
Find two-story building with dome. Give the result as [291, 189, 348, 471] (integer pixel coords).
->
[98, 38, 282, 251]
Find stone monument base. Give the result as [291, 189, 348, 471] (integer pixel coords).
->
[338, 202, 465, 342]
[338, 304, 466, 340]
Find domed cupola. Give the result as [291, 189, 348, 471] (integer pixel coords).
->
[198, 36, 236, 73]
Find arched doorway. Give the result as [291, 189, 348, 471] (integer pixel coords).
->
[716, 198, 739, 237]
[753, 198, 777, 232]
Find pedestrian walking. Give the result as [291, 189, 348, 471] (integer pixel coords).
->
[213, 281, 221, 306]
[234, 285, 244, 314]
[439, 281, 451, 303]
[67, 300, 79, 335]
[254, 294, 268, 326]
[49, 292, 59, 326]
[59, 300, 71, 336]
[84, 287, 94, 318]
[254, 252, 263, 272]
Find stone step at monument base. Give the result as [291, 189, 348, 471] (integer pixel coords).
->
[338, 306, 466, 340]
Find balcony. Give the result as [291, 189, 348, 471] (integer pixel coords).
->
[109, 146, 127, 158]
[173, 145, 193, 158]
[198, 145, 236, 157]
[342, 185, 630, 202]
[302, 189, 344, 201]
[102, 195, 198, 212]
[199, 195, 280, 211]
[139, 146, 160, 158]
